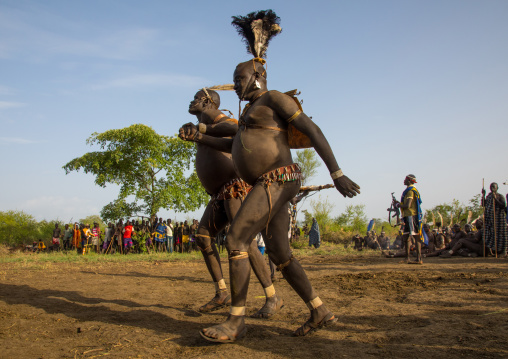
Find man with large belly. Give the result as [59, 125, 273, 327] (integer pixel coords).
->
[180, 59, 360, 342]
[185, 88, 282, 317]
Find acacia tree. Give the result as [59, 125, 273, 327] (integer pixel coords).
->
[295, 148, 321, 185]
[63, 124, 207, 221]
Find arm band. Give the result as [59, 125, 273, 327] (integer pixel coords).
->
[198, 123, 206, 134]
[286, 110, 302, 123]
[330, 169, 344, 180]
[213, 113, 227, 123]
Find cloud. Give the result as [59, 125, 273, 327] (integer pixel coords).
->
[90, 73, 207, 90]
[0, 85, 15, 95]
[0, 8, 163, 61]
[0, 101, 25, 110]
[0, 137, 36, 144]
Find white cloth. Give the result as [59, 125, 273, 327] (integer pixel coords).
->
[256, 233, 265, 247]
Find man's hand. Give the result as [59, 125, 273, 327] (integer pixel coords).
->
[333, 175, 360, 198]
[178, 122, 198, 141]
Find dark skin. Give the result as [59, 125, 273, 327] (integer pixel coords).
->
[182, 90, 279, 317]
[394, 177, 422, 263]
[181, 61, 360, 340]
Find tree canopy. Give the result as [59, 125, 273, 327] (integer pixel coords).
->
[295, 148, 321, 186]
[63, 124, 207, 221]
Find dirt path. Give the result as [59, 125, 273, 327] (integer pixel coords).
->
[0, 254, 507, 358]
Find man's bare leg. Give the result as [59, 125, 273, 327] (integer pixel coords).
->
[224, 198, 284, 318]
[196, 200, 230, 312]
[225, 196, 282, 318]
[201, 181, 333, 342]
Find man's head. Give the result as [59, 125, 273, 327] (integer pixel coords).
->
[55, 223, 59, 229]
[474, 219, 483, 230]
[233, 60, 267, 101]
[168, 219, 171, 223]
[189, 89, 220, 115]
[65, 224, 68, 229]
[423, 224, 430, 232]
[452, 223, 461, 232]
[403, 174, 417, 186]
[490, 182, 498, 193]
[465, 223, 472, 233]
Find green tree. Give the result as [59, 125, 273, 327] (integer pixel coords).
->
[334, 204, 368, 233]
[63, 124, 207, 222]
[295, 148, 321, 185]
[424, 195, 483, 227]
[301, 195, 334, 230]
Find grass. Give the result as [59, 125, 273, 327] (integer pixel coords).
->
[0, 241, 378, 267]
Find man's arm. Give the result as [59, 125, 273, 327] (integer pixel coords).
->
[268, 91, 360, 198]
[179, 123, 234, 153]
[200, 109, 239, 137]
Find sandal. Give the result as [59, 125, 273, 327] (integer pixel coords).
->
[198, 294, 231, 313]
[293, 311, 337, 336]
[200, 324, 247, 343]
[250, 295, 284, 319]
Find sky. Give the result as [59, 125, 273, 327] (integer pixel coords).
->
[0, 0, 507, 224]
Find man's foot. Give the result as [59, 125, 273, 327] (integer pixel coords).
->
[200, 315, 246, 343]
[408, 260, 423, 265]
[293, 305, 337, 336]
[198, 291, 231, 313]
[251, 294, 284, 319]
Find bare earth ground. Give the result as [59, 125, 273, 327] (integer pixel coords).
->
[0, 253, 507, 359]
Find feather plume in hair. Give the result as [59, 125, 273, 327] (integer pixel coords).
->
[466, 210, 472, 224]
[231, 9, 282, 58]
[207, 84, 235, 91]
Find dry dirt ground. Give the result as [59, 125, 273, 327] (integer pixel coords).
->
[0, 254, 507, 359]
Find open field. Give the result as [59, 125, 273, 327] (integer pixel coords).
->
[0, 247, 507, 359]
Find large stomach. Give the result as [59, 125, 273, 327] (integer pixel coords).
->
[196, 146, 237, 194]
[232, 129, 293, 185]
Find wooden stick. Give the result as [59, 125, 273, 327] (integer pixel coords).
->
[483, 179, 486, 258]
[493, 193, 497, 258]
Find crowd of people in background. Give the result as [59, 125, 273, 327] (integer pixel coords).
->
[30, 217, 208, 255]
[348, 219, 500, 260]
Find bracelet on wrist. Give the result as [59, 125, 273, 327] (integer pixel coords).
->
[330, 169, 344, 180]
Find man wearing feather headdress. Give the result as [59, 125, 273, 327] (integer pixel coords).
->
[180, 10, 360, 342]
[184, 87, 283, 317]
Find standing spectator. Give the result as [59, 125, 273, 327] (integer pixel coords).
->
[123, 220, 134, 254]
[154, 219, 166, 252]
[52, 223, 61, 251]
[91, 222, 101, 253]
[102, 223, 114, 254]
[63, 224, 73, 250]
[308, 218, 321, 249]
[483, 182, 508, 257]
[166, 219, 174, 253]
[182, 220, 190, 252]
[72, 223, 81, 252]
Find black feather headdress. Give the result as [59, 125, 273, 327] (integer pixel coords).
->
[231, 10, 282, 59]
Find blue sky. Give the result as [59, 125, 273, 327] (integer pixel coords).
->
[1, 0, 507, 223]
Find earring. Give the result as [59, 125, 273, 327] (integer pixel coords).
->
[255, 79, 261, 89]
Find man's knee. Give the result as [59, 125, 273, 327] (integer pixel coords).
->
[225, 233, 249, 253]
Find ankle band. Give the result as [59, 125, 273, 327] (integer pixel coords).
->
[264, 284, 275, 298]
[230, 306, 245, 316]
[306, 296, 323, 310]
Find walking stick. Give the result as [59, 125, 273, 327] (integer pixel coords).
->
[483, 179, 486, 257]
[105, 236, 114, 254]
[493, 193, 497, 258]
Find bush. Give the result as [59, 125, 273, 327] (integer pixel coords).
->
[0, 211, 40, 245]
